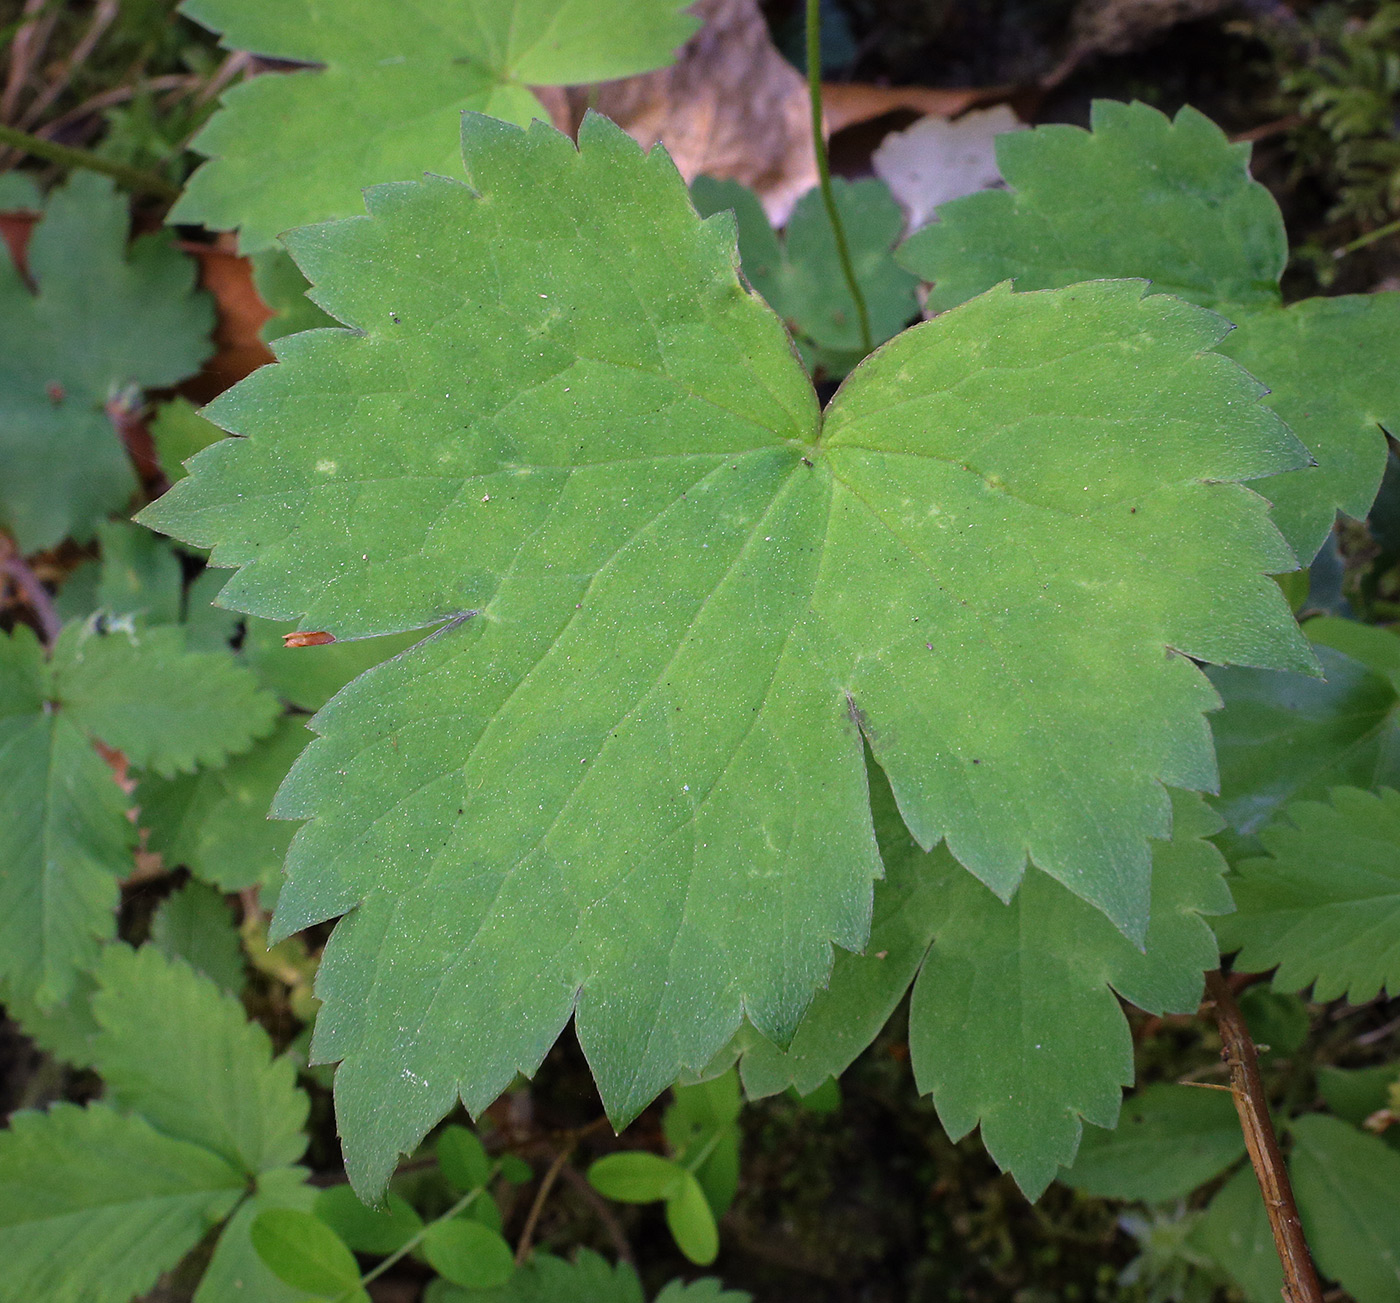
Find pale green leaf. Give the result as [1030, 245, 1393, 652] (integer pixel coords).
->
[1059, 1082, 1245, 1201]
[1188, 1165, 1283, 1303]
[250, 1207, 365, 1298]
[422, 1219, 515, 1290]
[53, 622, 281, 777]
[0, 1102, 243, 1303]
[91, 943, 308, 1175]
[195, 1166, 316, 1303]
[1218, 787, 1400, 1002]
[139, 113, 1310, 1198]
[173, 0, 697, 251]
[0, 172, 212, 549]
[908, 791, 1234, 1198]
[139, 715, 309, 894]
[588, 1152, 685, 1204]
[151, 879, 246, 994]
[1209, 634, 1400, 837]
[897, 99, 1398, 563]
[739, 758, 943, 1099]
[0, 626, 132, 1006]
[1290, 1114, 1400, 1303]
[152, 396, 227, 483]
[665, 1171, 719, 1265]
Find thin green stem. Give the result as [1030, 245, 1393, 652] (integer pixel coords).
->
[337, 1165, 499, 1301]
[0, 122, 179, 199]
[1335, 215, 1400, 258]
[805, 0, 872, 358]
[680, 1127, 725, 1174]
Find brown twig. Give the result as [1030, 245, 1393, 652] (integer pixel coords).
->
[514, 1143, 576, 1264]
[558, 1162, 636, 1268]
[1, 0, 52, 124]
[1205, 971, 1324, 1303]
[18, 0, 119, 131]
[30, 74, 196, 141]
[0, 544, 61, 643]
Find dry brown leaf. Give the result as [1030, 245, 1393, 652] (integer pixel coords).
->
[180, 237, 274, 405]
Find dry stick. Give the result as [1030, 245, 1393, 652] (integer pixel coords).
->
[1, 0, 51, 123]
[31, 74, 196, 142]
[1205, 971, 1324, 1303]
[804, 0, 872, 358]
[18, 0, 119, 131]
[514, 1143, 577, 1265]
[0, 548, 61, 644]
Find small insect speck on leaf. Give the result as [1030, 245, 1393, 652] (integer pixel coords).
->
[283, 630, 335, 648]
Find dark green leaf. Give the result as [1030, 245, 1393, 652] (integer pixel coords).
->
[1290, 1113, 1400, 1303]
[195, 1166, 316, 1303]
[151, 879, 245, 994]
[1060, 1082, 1245, 1201]
[1219, 787, 1400, 1002]
[151, 397, 226, 484]
[1317, 1063, 1400, 1129]
[93, 519, 184, 625]
[1187, 1165, 1283, 1303]
[437, 1125, 491, 1193]
[314, 1185, 423, 1256]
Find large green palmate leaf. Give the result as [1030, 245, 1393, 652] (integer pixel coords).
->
[172, 0, 697, 252]
[91, 944, 309, 1175]
[0, 1102, 243, 1303]
[0, 627, 133, 1006]
[0, 172, 212, 551]
[1218, 786, 1400, 1002]
[140, 112, 1311, 1197]
[896, 98, 1400, 564]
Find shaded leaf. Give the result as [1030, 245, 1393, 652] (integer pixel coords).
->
[0, 172, 212, 550]
[250, 248, 337, 343]
[152, 396, 227, 484]
[665, 1171, 719, 1265]
[93, 519, 184, 625]
[314, 1185, 422, 1255]
[437, 1124, 492, 1193]
[139, 715, 309, 894]
[1060, 1082, 1246, 1201]
[151, 879, 245, 994]
[1187, 1165, 1283, 1303]
[1290, 1114, 1400, 1303]
[140, 113, 1310, 1198]
[1317, 1063, 1400, 1129]
[1219, 787, 1400, 1002]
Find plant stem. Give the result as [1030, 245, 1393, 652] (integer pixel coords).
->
[0, 121, 179, 199]
[1335, 215, 1400, 258]
[514, 1143, 575, 1264]
[805, 0, 872, 358]
[1205, 972, 1323, 1303]
[345, 1168, 497, 1299]
[0, 547, 60, 643]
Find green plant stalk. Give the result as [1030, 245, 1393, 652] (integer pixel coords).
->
[805, 0, 872, 358]
[679, 1125, 725, 1174]
[337, 1164, 500, 1300]
[0, 122, 180, 200]
[1335, 214, 1400, 257]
